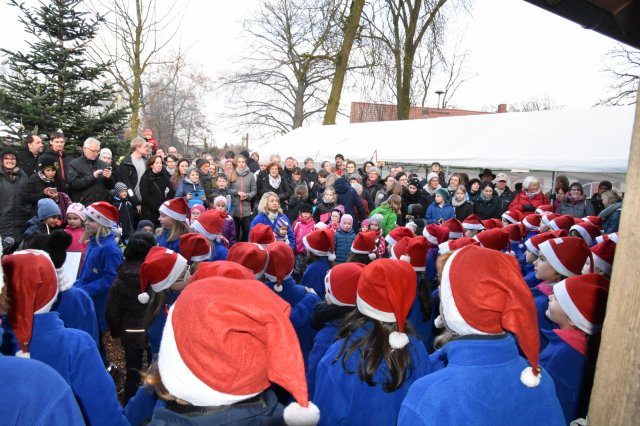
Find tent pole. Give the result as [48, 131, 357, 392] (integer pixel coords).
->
[550, 170, 557, 212]
[588, 85, 640, 424]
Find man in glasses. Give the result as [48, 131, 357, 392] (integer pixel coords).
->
[67, 137, 114, 205]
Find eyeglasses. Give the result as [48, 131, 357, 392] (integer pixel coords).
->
[84, 147, 100, 154]
[2, 156, 16, 161]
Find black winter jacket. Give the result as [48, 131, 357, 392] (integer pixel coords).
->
[117, 153, 142, 205]
[38, 147, 73, 192]
[24, 171, 56, 210]
[473, 196, 502, 220]
[67, 155, 114, 205]
[0, 167, 30, 242]
[139, 169, 174, 225]
[16, 149, 39, 177]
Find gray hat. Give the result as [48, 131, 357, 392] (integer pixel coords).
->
[114, 182, 128, 195]
[100, 148, 112, 158]
[369, 214, 383, 225]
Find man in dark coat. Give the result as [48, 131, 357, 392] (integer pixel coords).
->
[494, 172, 514, 213]
[118, 137, 148, 208]
[67, 138, 114, 205]
[334, 176, 365, 229]
[38, 130, 73, 192]
[16, 133, 43, 177]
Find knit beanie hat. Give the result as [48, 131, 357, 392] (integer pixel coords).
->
[357, 259, 416, 349]
[66, 203, 86, 221]
[439, 245, 543, 387]
[361, 219, 370, 228]
[114, 182, 128, 195]
[426, 172, 439, 183]
[38, 156, 57, 171]
[325, 262, 365, 306]
[196, 158, 210, 169]
[191, 204, 206, 215]
[332, 205, 345, 216]
[435, 188, 449, 202]
[227, 242, 270, 279]
[553, 274, 609, 335]
[275, 216, 289, 230]
[339, 214, 353, 231]
[37, 198, 61, 220]
[213, 195, 228, 207]
[157, 277, 319, 423]
[538, 237, 593, 277]
[369, 214, 383, 226]
[136, 220, 155, 232]
[408, 177, 421, 189]
[2, 250, 59, 357]
[264, 241, 295, 289]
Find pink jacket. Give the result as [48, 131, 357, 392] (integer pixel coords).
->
[64, 226, 88, 254]
[293, 217, 316, 255]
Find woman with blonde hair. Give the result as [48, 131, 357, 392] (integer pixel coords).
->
[250, 191, 295, 250]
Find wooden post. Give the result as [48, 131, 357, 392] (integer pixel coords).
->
[588, 87, 640, 423]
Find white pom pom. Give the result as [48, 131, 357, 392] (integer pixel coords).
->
[389, 331, 410, 349]
[400, 254, 411, 263]
[138, 292, 150, 304]
[328, 253, 336, 261]
[283, 401, 320, 426]
[16, 350, 30, 358]
[509, 251, 516, 257]
[520, 366, 541, 387]
[274, 284, 283, 293]
[406, 222, 417, 233]
[434, 315, 444, 329]
[368, 253, 377, 260]
[519, 243, 524, 249]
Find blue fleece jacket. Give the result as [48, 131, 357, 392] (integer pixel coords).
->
[425, 202, 455, 225]
[75, 233, 123, 331]
[53, 286, 100, 348]
[314, 323, 431, 426]
[399, 334, 565, 426]
[299, 256, 330, 299]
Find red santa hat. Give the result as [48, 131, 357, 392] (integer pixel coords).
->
[190, 261, 255, 282]
[524, 230, 567, 256]
[582, 216, 603, 229]
[1, 250, 59, 357]
[503, 223, 527, 246]
[473, 228, 510, 252]
[159, 198, 190, 223]
[541, 213, 560, 229]
[569, 221, 601, 247]
[553, 274, 609, 335]
[389, 236, 410, 260]
[179, 233, 211, 262]
[356, 259, 416, 349]
[439, 245, 543, 387]
[538, 237, 593, 277]
[192, 210, 227, 241]
[85, 201, 119, 228]
[303, 228, 336, 261]
[157, 277, 319, 424]
[422, 224, 449, 246]
[481, 219, 503, 230]
[139, 247, 188, 304]
[397, 236, 430, 271]
[549, 215, 575, 231]
[462, 214, 484, 231]
[438, 237, 479, 255]
[595, 232, 618, 245]
[385, 226, 415, 245]
[522, 214, 542, 231]
[143, 128, 153, 137]
[264, 242, 295, 290]
[535, 204, 552, 215]
[591, 239, 616, 276]
[502, 210, 524, 224]
[227, 242, 269, 278]
[350, 231, 378, 260]
[249, 223, 276, 246]
[441, 217, 463, 239]
[324, 262, 365, 306]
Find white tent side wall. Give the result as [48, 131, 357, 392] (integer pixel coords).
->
[256, 106, 635, 173]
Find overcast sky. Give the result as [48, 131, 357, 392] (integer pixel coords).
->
[0, 0, 626, 147]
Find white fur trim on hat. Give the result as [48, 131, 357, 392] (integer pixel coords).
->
[592, 253, 612, 275]
[570, 224, 595, 247]
[283, 401, 320, 426]
[159, 202, 187, 222]
[448, 231, 463, 239]
[192, 220, 220, 241]
[538, 240, 576, 278]
[462, 222, 484, 231]
[150, 253, 188, 292]
[385, 234, 397, 245]
[438, 242, 451, 255]
[553, 280, 595, 335]
[439, 249, 490, 336]
[190, 252, 211, 263]
[302, 235, 330, 257]
[524, 238, 539, 256]
[324, 273, 352, 307]
[264, 272, 292, 284]
[356, 294, 396, 323]
[85, 205, 114, 228]
[158, 308, 260, 406]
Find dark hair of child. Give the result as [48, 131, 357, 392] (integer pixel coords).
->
[123, 232, 156, 261]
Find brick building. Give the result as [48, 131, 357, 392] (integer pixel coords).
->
[349, 102, 507, 124]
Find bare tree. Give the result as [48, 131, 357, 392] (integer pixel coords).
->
[88, 0, 183, 134]
[598, 44, 640, 106]
[508, 95, 564, 112]
[143, 58, 212, 155]
[219, 0, 345, 136]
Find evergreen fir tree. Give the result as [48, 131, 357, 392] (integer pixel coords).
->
[0, 0, 128, 148]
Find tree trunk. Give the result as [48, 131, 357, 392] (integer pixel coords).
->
[587, 85, 640, 424]
[323, 0, 365, 125]
[130, 0, 143, 134]
[397, 49, 415, 120]
[293, 80, 305, 129]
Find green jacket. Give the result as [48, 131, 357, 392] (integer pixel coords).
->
[369, 204, 398, 236]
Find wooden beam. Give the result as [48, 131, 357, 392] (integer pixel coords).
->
[588, 86, 640, 423]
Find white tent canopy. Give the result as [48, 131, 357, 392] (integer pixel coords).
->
[255, 106, 636, 173]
